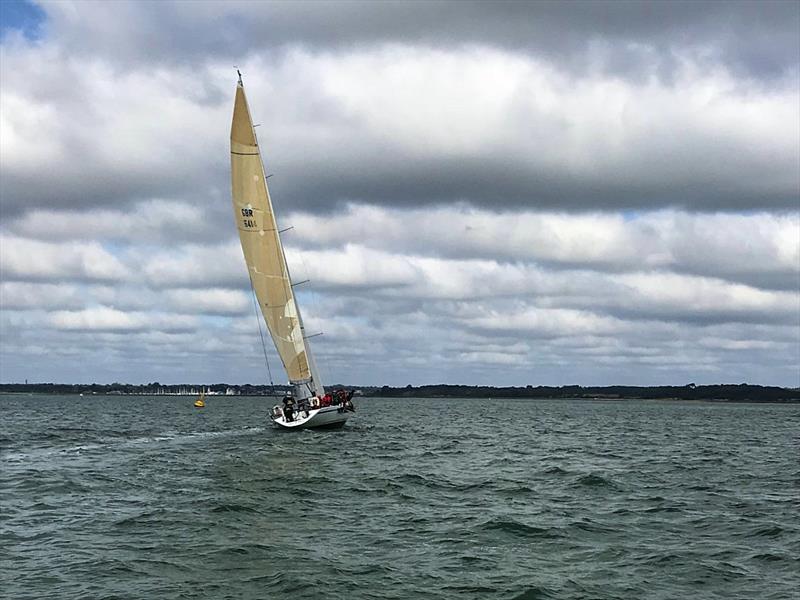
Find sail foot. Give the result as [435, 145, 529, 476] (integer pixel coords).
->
[291, 379, 319, 401]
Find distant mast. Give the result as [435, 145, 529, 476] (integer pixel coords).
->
[229, 74, 324, 400]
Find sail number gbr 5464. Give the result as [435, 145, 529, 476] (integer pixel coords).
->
[241, 207, 256, 229]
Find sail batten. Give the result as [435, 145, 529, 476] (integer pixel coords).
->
[230, 82, 316, 387]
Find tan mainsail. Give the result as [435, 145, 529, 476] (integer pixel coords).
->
[230, 80, 313, 385]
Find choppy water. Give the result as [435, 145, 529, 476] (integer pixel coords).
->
[1, 395, 798, 599]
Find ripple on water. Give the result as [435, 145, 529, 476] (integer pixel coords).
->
[209, 503, 261, 514]
[2, 395, 799, 600]
[479, 517, 564, 540]
[574, 473, 617, 488]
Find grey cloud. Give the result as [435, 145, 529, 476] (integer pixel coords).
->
[285, 208, 800, 293]
[0, 282, 85, 310]
[271, 152, 799, 213]
[2, 285, 798, 385]
[6, 200, 234, 245]
[2, 24, 797, 216]
[39, 1, 800, 83]
[0, 315, 272, 384]
[588, 301, 799, 328]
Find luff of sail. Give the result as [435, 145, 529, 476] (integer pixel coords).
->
[230, 80, 315, 388]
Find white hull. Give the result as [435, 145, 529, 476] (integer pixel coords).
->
[271, 405, 352, 430]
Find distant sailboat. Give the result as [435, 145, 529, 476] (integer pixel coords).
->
[194, 388, 205, 408]
[229, 73, 354, 430]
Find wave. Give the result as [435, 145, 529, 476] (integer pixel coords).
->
[241, 572, 285, 586]
[210, 503, 261, 514]
[747, 525, 786, 538]
[542, 466, 569, 475]
[570, 519, 616, 533]
[636, 552, 686, 566]
[391, 472, 487, 492]
[479, 518, 563, 539]
[5, 394, 799, 600]
[3, 427, 268, 465]
[440, 585, 501, 595]
[642, 505, 683, 513]
[497, 483, 535, 496]
[509, 588, 556, 600]
[114, 511, 168, 527]
[751, 552, 788, 562]
[574, 473, 616, 488]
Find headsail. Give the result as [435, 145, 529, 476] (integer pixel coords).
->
[230, 79, 322, 396]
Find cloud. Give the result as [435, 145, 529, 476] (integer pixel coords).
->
[288, 206, 800, 291]
[467, 307, 625, 338]
[139, 243, 247, 289]
[0, 235, 130, 282]
[0, 46, 230, 215]
[0, 281, 84, 310]
[610, 272, 799, 325]
[33, 1, 800, 83]
[48, 306, 197, 333]
[163, 288, 250, 316]
[6, 200, 226, 244]
[2, 38, 797, 216]
[0, 1, 798, 386]
[2, 202, 795, 384]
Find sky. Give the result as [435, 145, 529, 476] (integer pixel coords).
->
[0, 0, 798, 387]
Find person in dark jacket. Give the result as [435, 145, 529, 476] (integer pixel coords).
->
[298, 398, 310, 418]
[282, 396, 295, 422]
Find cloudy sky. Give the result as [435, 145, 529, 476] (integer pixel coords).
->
[1, 0, 798, 387]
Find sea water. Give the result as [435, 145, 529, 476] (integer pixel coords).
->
[1, 395, 798, 599]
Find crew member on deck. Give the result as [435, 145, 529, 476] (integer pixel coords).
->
[282, 396, 295, 422]
[298, 397, 310, 418]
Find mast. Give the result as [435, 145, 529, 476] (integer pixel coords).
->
[230, 75, 323, 399]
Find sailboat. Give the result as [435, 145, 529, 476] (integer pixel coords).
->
[229, 73, 354, 430]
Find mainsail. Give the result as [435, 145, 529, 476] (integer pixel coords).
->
[230, 76, 322, 397]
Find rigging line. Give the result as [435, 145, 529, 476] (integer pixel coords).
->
[250, 284, 276, 396]
[298, 249, 333, 387]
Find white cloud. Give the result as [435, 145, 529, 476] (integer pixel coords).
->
[289, 205, 800, 289]
[163, 288, 250, 315]
[290, 244, 419, 289]
[0, 45, 230, 213]
[467, 307, 626, 338]
[140, 243, 246, 289]
[0, 282, 84, 310]
[48, 306, 197, 333]
[7, 200, 221, 243]
[614, 272, 799, 322]
[2, 38, 797, 214]
[0, 235, 130, 282]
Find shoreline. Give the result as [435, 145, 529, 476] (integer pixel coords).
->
[1, 392, 797, 403]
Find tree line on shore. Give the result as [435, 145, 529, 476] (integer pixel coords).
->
[0, 382, 286, 395]
[1, 382, 798, 402]
[369, 383, 799, 402]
